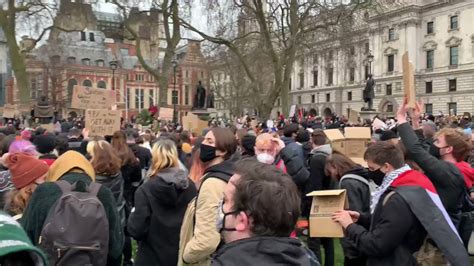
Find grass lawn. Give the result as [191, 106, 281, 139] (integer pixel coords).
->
[133, 238, 474, 265]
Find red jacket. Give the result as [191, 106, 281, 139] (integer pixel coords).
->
[455, 161, 474, 189]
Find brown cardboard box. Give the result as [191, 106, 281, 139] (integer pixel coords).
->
[324, 127, 371, 162]
[344, 127, 371, 159]
[306, 189, 349, 238]
[324, 129, 345, 154]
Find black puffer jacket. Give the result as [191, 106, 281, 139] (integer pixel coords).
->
[211, 237, 320, 266]
[398, 123, 465, 223]
[128, 167, 196, 266]
[280, 146, 310, 193]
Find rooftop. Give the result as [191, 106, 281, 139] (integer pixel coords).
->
[94, 11, 123, 23]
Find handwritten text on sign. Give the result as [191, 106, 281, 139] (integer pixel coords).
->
[85, 110, 121, 136]
[71, 86, 116, 110]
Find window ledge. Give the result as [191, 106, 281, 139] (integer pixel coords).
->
[425, 33, 435, 37]
[448, 28, 459, 33]
[425, 68, 434, 72]
[448, 65, 458, 69]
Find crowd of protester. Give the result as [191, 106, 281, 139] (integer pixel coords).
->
[0, 100, 473, 265]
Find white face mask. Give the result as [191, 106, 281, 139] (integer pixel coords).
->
[257, 153, 275, 164]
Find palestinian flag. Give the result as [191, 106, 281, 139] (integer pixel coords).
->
[390, 170, 469, 265]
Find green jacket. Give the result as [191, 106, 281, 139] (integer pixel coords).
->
[21, 172, 124, 263]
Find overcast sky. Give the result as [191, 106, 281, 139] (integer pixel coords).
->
[95, 0, 208, 39]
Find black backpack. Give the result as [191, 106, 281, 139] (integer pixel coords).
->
[39, 181, 109, 266]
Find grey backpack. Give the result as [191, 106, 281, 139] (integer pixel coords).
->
[38, 181, 109, 266]
[339, 174, 378, 194]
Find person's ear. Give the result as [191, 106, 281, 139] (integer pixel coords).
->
[445, 146, 454, 154]
[235, 211, 249, 232]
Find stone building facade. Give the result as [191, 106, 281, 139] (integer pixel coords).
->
[290, 0, 474, 117]
[7, 0, 208, 122]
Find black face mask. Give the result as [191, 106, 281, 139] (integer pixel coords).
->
[429, 145, 448, 159]
[368, 168, 385, 186]
[200, 143, 217, 162]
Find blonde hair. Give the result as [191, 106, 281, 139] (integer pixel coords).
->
[150, 138, 179, 176]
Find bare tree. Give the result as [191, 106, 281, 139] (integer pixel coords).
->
[181, 0, 377, 119]
[0, 0, 98, 106]
[109, 0, 182, 108]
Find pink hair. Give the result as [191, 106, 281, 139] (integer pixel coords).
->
[8, 140, 38, 156]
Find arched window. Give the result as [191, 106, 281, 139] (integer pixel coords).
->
[97, 80, 106, 89]
[67, 79, 77, 101]
[83, 79, 92, 87]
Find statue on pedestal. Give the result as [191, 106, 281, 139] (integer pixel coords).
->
[363, 74, 375, 111]
[193, 81, 206, 109]
[34, 95, 54, 124]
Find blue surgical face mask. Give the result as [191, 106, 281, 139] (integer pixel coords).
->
[216, 199, 239, 233]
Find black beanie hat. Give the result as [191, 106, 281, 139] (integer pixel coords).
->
[33, 134, 57, 154]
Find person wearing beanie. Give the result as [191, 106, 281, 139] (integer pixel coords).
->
[20, 150, 124, 265]
[32, 134, 58, 166]
[3, 153, 49, 218]
[0, 212, 47, 266]
[8, 140, 38, 157]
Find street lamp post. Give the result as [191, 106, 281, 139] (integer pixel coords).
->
[109, 60, 126, 120]
[172, 58, 178, 125]
[109, 60, 118, 90]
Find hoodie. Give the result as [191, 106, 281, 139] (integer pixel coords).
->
[455, 161, 474, 189]
[203, 159, 235, 183]
[212, 236, 319, 266]
[338, 167, 371, 260]
[128, 167, 197, 266]
[302, 144, 333, 217]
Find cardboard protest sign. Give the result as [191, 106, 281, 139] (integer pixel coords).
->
[402, 52, 416, 108]
[85, 109, 121, 136]
[348, 110, 359, 124]
[289, 105, 296, 118]
[40, 123, 55, 133]
[372, 117, 387, 130]
[2, 108, 15, 118]
[159, 107, 174, 121]
[182, 113, 208, 134]
[266, 120, 274, 129]
[306, 189, 348, 238]
[71, 86, 116, 110]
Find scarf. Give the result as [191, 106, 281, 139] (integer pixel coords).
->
[370, 164, 411, 213]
